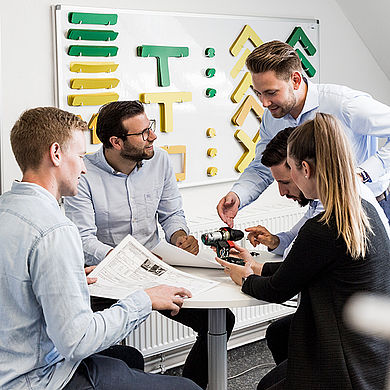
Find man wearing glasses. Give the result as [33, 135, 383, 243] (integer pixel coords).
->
[64, 100, 235, 390]
[65, 100, 198, 261]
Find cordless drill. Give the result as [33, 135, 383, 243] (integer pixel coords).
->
[201, 227, 245, 266]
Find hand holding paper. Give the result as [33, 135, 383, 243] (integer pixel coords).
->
[145, 285, 192, 316]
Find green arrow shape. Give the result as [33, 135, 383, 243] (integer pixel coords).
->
[296, 49, 316, 78]
[287, 27, 316, 56]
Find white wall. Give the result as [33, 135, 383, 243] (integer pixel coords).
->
[335, 0, 390, 80]
[1, 0, 390, 220]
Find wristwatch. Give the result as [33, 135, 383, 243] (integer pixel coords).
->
[356, 168, 372, 183]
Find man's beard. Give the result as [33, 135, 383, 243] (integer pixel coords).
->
[297, 191, 310, 207]
[120, 142, 154, 162]
[269, 87, 296, 118]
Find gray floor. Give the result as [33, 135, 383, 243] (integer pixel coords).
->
[165, 339, 275, 390]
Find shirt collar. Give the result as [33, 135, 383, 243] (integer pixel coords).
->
[296, 78, 319, 121]
[309, 198, 320, 209]
[93, 147, 143, 175]
[11, 181, 60, 208]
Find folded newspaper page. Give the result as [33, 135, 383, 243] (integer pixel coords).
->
[151, 240, 223, 269]
[88, 235, 219, 300]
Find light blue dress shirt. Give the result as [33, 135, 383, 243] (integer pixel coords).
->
[232, 80, 390, 205]
[0, 182, 151, 390]
[64, 147, 189, 266]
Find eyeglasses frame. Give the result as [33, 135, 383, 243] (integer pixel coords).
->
[123, 119, 156, 141]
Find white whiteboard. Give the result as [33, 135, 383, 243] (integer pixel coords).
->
[54, 5, 319, 187]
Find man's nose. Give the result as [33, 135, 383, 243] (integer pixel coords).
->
[81, 159, 87, 175]
[148, 129, 157, 141]
[261, 96, 271, 108]
[278, 183, 288, 196]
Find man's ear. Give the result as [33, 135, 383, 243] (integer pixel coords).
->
[109, 136, 123, 151]
[291, 71, 302, 90]
[49, 142, 61, 167]
[302, 160, 312, 178]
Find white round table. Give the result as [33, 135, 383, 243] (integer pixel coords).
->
[178, 252, 279, 390]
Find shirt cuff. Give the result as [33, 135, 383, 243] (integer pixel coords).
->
[164, 223, 190, 244]
[121, 289, 152, 320]
[269, 234, 289, 256]
[359, 155, 386, 183]
[269, 243, 284, 256]
[230, 185, 248, 210]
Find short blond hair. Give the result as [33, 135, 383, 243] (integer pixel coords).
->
[246, 40, 302, 81]
[10, 107, 87, 172]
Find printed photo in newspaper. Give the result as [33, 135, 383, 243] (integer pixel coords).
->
[88, 235, 219, 300]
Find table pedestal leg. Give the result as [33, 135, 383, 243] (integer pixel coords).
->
[208, 308, 227, 390]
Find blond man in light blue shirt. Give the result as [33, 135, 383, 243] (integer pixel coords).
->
[0, 107, 199, 390]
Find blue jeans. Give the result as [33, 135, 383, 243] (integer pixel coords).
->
[63, 345, 201, 390]
[91, 297, 235, 390]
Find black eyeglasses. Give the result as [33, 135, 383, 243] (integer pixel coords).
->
[124, 120, 156, 141]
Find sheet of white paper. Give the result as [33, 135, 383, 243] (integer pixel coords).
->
[88, 235, 219, 300]
[152, 240, 223, 269]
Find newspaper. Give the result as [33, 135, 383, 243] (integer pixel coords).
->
[151, 240, 223, 269]
[88, 235, 219, 300]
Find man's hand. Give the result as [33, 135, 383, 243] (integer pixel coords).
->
[246, 225, 280, 250]
[145, 285, 192, 316]
[216, 192, 240, 228]
[84, 266, 97, 285]
[176, 235, 199, 255]
[171, 230, 199, 255]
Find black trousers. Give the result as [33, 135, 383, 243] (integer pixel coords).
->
[91, 296, 235, 390]
[257, 359, 287, 390]
[265, 314, 293, 365]
[64, 344, 201, 390]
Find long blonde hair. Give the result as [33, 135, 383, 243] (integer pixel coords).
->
[288, 113, 371, 259]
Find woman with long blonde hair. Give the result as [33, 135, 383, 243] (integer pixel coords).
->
[217, 113, 390, 390]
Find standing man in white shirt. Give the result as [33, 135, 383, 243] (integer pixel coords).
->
[217, 40, 390, 227]
[65, 100, 235, 389]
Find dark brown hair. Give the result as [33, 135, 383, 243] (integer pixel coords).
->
[261, 127, 296, 167]
[96, 100, 145, 148]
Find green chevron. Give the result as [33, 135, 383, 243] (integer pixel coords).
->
[296, 49, 316, 78]
[286, 26, 316, 56]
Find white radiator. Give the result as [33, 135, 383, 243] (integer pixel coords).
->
[125, 204, 306, 372]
